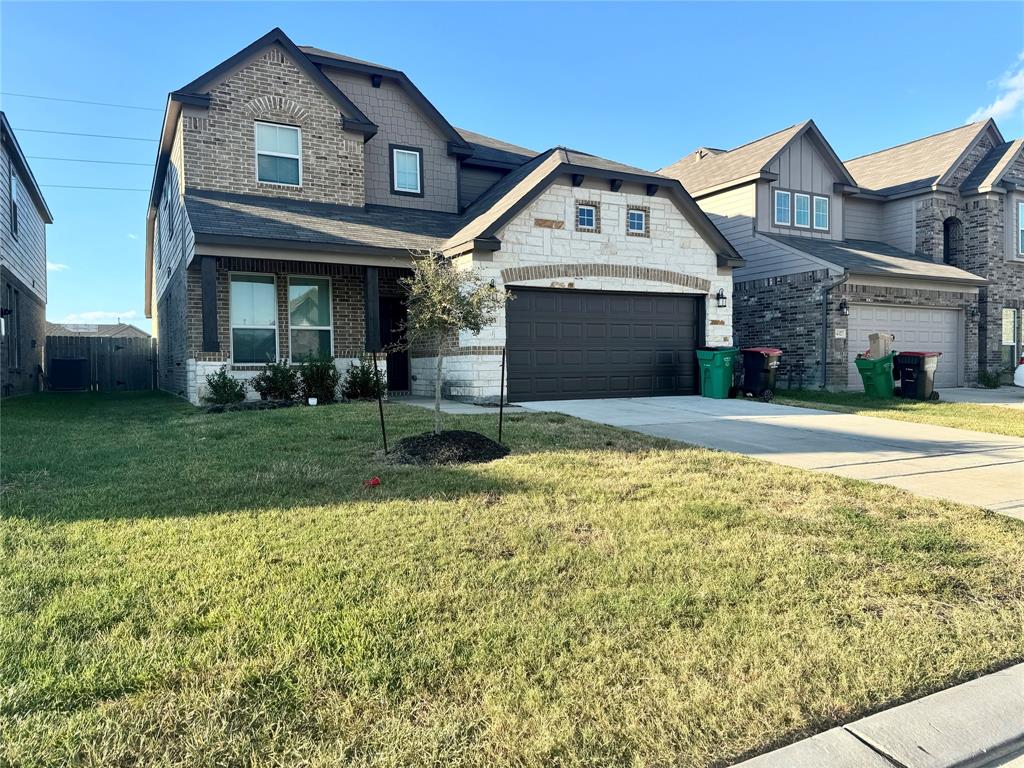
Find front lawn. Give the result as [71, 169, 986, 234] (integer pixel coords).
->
[775, 388, 1024, 438]
[2, 393, 1023, 767]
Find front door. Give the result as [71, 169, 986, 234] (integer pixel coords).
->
[379, 296, 410, 392]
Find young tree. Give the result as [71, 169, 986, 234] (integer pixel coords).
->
[401, 252, 506, 434]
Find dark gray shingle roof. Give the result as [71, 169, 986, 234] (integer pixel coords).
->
[959, 138, 1024, 192]
[765, 235, 987, 285]
[185, 189, 461, 253]
[456, 128, 537, 167]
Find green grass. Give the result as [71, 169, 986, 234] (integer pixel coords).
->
[2, 392, 1023, 767]
[774, 388, 1024, 437]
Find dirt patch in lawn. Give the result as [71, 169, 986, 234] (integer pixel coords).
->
[389, 430, 509, 465]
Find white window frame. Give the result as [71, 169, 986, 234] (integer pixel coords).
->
[576, 204, 597, 230]
[813, 195, 830, 231]
[793, 193, 811, 228]
[9, 170, 18, 239]
[773, 189, 791, 226]
[1017, 200, 1024, 257]
[254, 121, 302, 187]
[287, 275, 333, 364]
[229, 272, 279, 364]
[391, 147, 422, 195]
[627, 208, 647, 234]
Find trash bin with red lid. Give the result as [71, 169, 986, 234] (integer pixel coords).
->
[741, 347, 783, 402]
[894, 352, 941, 400]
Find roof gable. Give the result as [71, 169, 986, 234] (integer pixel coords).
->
[300, 45, 472, 154]
[0, 112, 53, 223]
[959, 137, 1024, 193]
[659, 120, 854, 197]
[844, 119, 1001, 196]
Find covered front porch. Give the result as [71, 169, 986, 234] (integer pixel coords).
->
[184, 253, 412, 404]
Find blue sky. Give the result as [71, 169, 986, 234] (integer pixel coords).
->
[3, 1, 1023, 332]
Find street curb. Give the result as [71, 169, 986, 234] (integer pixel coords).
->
[733, 662, 1024, 767]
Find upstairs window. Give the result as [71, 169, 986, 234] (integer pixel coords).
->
[391, 146, 423, 196]
[230, 274, 278, 363]
[1018, 201, 1024, 256]
[288, 277, 332, 362]
[163, 174, 174, 239]
[813, 196, 830, 230]
[773, 190, 790, 226]
[794, 193, 810, 228]
[255, 122, 301, 186]
[576, 203, 598, 231]
[9, 172, 18, 238]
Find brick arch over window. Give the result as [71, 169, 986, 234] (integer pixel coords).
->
[244, 95, 310, 123]
[943, 216, 964, 266]
[500, 263, 711, 293]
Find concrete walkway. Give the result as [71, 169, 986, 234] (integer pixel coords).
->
[393, 395, 503, 415]
[517, 396, 1024, 518]
[733, 662, 1024, 767]
[939, 386, 1024, 410]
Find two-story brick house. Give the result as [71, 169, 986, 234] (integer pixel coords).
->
[660, 119, 1023, 389]
[146, 28, 742, 404]
[1, 112, 53, 397]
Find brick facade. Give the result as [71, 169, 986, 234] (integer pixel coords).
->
[0, 265, 45, 397]
[182, 44, 365, 207]
[156, 258, 189, 397]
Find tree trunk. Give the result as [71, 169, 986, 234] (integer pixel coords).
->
[434, 345, 444, 435]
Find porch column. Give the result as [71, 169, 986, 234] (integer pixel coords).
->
[364, 266, 381, 353]
[200, 255, 219, 353]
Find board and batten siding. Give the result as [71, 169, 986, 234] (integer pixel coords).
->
[698, 184, 833, 282]
[459, 166, 505, 210]
[0, 144, 46, 305]
[756, 133, 844, 241]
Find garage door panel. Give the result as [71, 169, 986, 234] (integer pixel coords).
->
[848, 303, 961, 389]
[507, 288, 702, 401]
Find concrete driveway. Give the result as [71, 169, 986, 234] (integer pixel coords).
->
[517, 397, 1024, 519]
[938, 386, 1024, 410]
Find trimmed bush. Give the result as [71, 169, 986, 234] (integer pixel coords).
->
[342, 356, 386, 401]
[252, 360, 299, 401]
[203, 366, 247, 405]
[299, 354, 341, 404]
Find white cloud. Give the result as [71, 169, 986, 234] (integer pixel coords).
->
[967, 51, 1024, 123]
[62, 310, 138, 324]
[46, 262, 70, 272]
[127, 233, 138, 240]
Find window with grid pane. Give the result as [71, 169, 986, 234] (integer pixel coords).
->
[255, 122, 301, 186]
[289, 277, 331, 362]
[230, 274, 277, 363]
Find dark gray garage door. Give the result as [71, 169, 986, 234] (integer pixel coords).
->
[506, 288, 702, 401]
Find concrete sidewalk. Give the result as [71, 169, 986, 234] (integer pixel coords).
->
[733, 663, 1024, 767]
[517, 397, 1024, 518]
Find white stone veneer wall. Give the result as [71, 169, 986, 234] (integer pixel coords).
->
[414, 177, 736, 403]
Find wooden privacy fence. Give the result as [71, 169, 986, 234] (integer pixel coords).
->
[44, 336, 156, 392]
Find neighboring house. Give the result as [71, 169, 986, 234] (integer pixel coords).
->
[146, 28, 742, 405]
[45, 321, 151, 339]
[660, 119, 1024, 389]
[0, 112, 53, 397]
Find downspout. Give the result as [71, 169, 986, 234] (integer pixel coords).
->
[820, 271, 849, 389]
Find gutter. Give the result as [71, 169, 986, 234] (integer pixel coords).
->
[821, 272, 849, 388]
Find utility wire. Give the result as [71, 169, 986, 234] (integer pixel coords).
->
[42, 184, 149, 192]
[28, 155, 151, 167]
[15, 128, 156, 142]
[1, 91, 162, 112]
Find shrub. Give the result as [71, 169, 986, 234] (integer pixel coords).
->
[251, 360, 299, 401]
[342, 356, 387, 401]
[203, 365, 247, 405]
[299, 354, 341, 403]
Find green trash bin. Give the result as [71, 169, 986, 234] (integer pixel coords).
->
[696, 347, 738, 399]
[854, 352, 896, 399]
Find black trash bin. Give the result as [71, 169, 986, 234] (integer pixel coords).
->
[894, 352, 941, 400]
[741, 347, 783, 401]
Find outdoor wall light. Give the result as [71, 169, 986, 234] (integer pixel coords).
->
[715, 289, 728, 308]
[839, 298, 850, 316]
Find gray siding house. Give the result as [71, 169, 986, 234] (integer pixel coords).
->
[1, 112, 53, 397]
[146, 28, 742, 405]
[660, 119, 1023, 389]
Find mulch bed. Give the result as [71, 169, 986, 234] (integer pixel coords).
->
[388, 430, 509, 465]
[203, 399, 301, 414]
